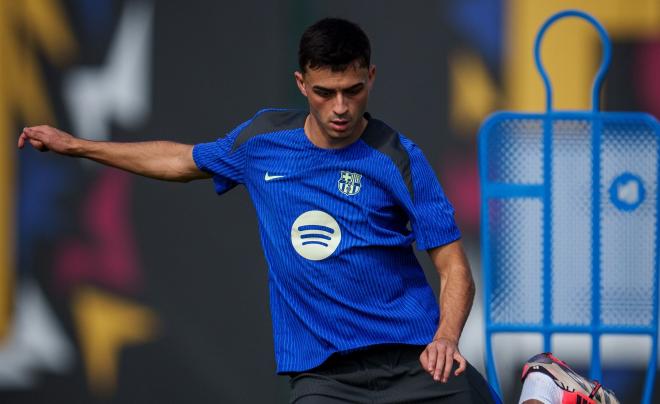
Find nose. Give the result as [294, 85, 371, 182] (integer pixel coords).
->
[333, 94, 348, 116]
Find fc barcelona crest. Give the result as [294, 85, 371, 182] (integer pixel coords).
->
[338, 171, 362, 196]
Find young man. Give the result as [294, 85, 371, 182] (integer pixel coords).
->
[18, 18, 498, 403]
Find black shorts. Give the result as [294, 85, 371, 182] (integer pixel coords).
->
[287, 344, 499, 403]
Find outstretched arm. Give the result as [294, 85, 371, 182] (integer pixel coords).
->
[419, 240, 475, 383]
[18, 125, 211, 182]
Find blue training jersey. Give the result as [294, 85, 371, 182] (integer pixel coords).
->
[193, 109, 461, 373]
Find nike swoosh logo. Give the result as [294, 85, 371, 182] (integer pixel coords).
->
[264, 172, 286, 181]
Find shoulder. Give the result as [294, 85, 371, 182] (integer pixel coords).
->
[360, 115, 421, 158]
[360, 116, 413, 198]
[233, 108, 307, 150]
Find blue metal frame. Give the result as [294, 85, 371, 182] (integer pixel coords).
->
[534, 10, 611, 113]
[479, 9, 660, 403]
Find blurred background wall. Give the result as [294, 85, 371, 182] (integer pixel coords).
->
[1, 0, 659, 402]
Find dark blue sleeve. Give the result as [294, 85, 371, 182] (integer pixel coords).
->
[404, 143, 461, 250]
[192, 120, 250, 195]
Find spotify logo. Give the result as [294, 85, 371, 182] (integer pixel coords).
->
[291, 210, 341, 261]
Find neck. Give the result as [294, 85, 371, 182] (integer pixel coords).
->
[304, 115, 368, 149]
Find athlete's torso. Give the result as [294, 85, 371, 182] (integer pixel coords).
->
[193, 109, 460, 372]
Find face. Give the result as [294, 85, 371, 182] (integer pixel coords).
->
[295, 62, 376, 147]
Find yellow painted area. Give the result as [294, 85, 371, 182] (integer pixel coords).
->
[22, 0, 78, 67]
[0, 0, 76, 339]
[449, 50, 498, 137]
[450, 0, 660, 133]
[72, 287, 158, 396]
[505, 0, 660, 112]
[0, 1, 12, 339]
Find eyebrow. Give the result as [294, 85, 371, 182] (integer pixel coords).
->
[312, 83, 365, 92]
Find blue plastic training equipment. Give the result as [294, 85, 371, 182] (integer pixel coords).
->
[478, 9, 660, 403]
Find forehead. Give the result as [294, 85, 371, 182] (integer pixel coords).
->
[303, 64, 370, 88]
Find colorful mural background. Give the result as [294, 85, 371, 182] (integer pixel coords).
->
[1, 0, 659, 402]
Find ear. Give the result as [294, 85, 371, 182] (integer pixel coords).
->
[367, 65, 376, 90]
[294, 71, 308, 97]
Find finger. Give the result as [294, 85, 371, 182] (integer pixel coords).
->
[24, 127, 35, 137]
[433, 345, 446, 381]
[427, 345, 438, 374]
[419, 350, 429, 371]
[25, 127, 44, 139]
[442, 348, 454, 382]
[32, 125, 56, 136]
[18, 132, 26, 148]
[454, 353, 467, 376]
[26, 129, 48, 146]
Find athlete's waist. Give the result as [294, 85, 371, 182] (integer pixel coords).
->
[286, 343, 427, 376]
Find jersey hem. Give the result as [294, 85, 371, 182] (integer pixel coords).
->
[274, 339, 433, 374]
[416, 229, 462, 251]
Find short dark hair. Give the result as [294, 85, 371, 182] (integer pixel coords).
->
[298, 18, 371, 72]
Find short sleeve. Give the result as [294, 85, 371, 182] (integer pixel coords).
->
[405, 143, 461, 250]
[192, 119, 250, 195]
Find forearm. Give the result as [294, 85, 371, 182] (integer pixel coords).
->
[429, 241, 475, 343]
[421, 241, 475, 382]
[75, 139, 203, 182]
[19, 126, 210, 182]
[434, 264, 475, 342]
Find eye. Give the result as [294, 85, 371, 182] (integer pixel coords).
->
[345, 86, 363, 96]
[314, 89, 333, 98]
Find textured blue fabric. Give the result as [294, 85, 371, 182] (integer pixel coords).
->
[193, 109, 461, 372]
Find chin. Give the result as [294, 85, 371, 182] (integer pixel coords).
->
[328, 124, 357, 138]
[329, 131, 354, 140]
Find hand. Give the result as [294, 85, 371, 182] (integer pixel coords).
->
[18, 125, 76, 154]
[419, 337, 467, 383]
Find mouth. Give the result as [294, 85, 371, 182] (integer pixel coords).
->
[330, 119, 350, 132]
